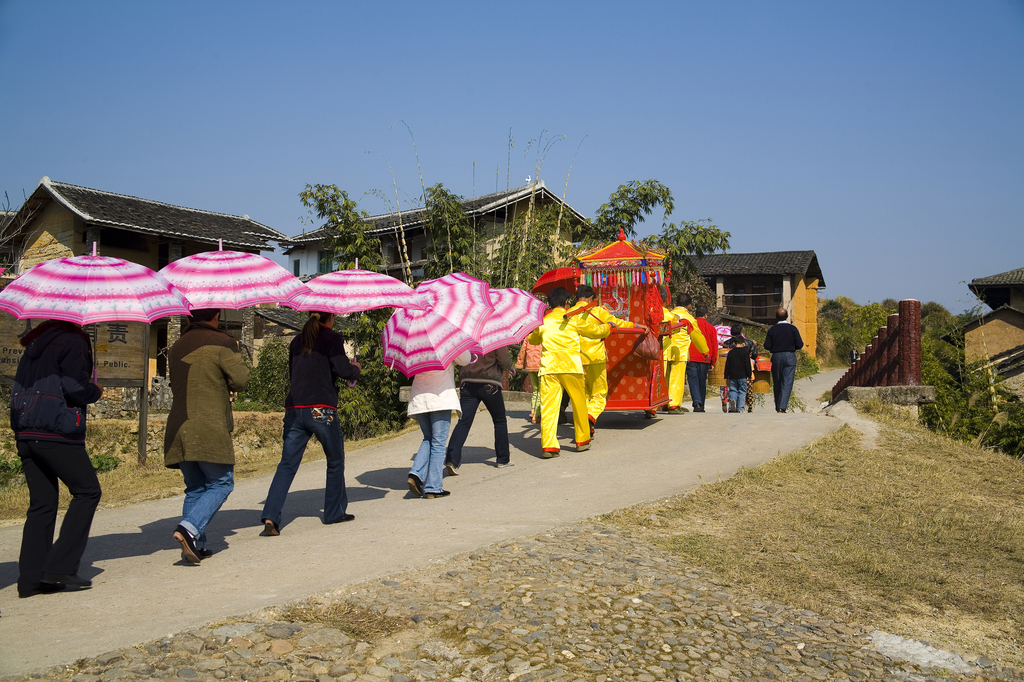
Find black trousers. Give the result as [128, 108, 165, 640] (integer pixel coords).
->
[445, 382, 510, 467]
[18, 440, 102, 592]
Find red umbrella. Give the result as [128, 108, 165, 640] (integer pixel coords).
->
[531, 267, 580, 296]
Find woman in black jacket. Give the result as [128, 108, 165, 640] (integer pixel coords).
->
[260, 312, 360, 535]
[11, 320, 103, 597]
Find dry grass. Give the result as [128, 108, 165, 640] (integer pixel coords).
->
[603, 413, 1024, 668]
[277, 599, 409, 641]
[0, 413, 418, 525]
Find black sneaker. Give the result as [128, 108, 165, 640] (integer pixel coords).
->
[407, 473, 424, 497]
[424, 490, 451, 499]
[41, 572, 91, 588]
[174, 524, 201, 564]
[197, 548, 214, 559]
[19, 581, 66, 598]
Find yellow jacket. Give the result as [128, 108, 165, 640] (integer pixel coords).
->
[663, 306, 708, 362]
[528, 306, 611, 375]
[574, 303, 634, 365]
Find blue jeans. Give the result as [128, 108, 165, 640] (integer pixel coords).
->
[771, 351, 798, 411]
[262, 407, 348, 527]
[686, 361, 711, 409]
[411, 411, 450, 493]
[179, 461, 234, 548]
[445, 382, 510, 467]
[728, 378, 748, 409]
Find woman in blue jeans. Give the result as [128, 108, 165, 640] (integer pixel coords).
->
[261, 312, 360, 536]
[406, 350, 472, 499]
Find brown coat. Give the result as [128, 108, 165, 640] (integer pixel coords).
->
[163, 322, 250, 468]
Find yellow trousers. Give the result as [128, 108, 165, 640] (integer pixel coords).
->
[665, 359, 688, 409]
[539, 373, 590, 452]
[583, 362, 608, 422]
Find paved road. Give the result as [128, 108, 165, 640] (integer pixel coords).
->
[0, 370, 845, 676]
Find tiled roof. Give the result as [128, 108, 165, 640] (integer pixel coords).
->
[970, 267, 1024, 288]
[944, 305, 1024, 340]
[282, 181, 587, 247]
[16, 177, 286, 251]
[255, 307, 357, 334]
[689, 251, 824, 286]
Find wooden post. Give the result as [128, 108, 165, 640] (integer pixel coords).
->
[138, 324, 150, 465]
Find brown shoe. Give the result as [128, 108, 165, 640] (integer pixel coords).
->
[262, 519, 280, 537]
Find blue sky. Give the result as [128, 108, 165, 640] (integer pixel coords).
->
[1, 1, 1021, 312]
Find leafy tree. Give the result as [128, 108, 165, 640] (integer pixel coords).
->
[299, 184, 381, 271]
[422, 183, 484, 280]
[592, 180, 675, 242]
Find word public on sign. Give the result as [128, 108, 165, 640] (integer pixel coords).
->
[0, 313, 147, 384]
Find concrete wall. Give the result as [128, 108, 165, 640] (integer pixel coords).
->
[966, 309, 1024, 360]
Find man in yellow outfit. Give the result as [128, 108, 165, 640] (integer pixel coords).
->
[663, 292, 708, 413]
[571, 285, 643, 431]
[528, 287, 610, 457]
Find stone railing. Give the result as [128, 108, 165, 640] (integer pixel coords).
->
[832, 299, 923, 402]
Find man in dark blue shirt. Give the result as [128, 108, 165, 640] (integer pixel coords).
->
[763, 308, 804, 413]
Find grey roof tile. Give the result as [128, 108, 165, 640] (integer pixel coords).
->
[40, 179, 285, 250]
[689, 250, 824, 285]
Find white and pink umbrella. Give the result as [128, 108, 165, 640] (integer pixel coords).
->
[287, 268, 421, 314]
[412, 273, 494, 340]
[382, 306, 478, 377]
[470, 288, 546, 355]
[158, 242, 310, 309]
[381, 272, 496, 376]
[0, 249, 191, 325]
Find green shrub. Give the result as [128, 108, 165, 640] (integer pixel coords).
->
[795, 349, 819, 380]
[0, 454, 22, 486]
[238, 340, 290, 409]
[90, 452, 121, 473]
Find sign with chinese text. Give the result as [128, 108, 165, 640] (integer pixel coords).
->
[0, 313, 147, 385]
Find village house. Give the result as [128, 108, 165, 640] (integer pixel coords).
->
[282, 180, 587, 281]
[0, 177, 287, 377]
[690, 250, 825, 357]
[958, 267, 1024, 396]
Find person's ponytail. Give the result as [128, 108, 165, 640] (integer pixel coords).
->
[301, 312, 332, 354]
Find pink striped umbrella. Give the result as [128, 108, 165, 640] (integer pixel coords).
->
[0, 252, 190, 324]
[412, 273, 494, 340]
[470, 288, 546, 355]
[286, 269, 421, 314]
[382, 306, 477, 377]
[381, 273, 496, 376]
[158, 243, 310, 309]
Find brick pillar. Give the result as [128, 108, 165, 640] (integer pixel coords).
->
[886, 313, 900, 386]
[166, 243, 184, 353]
[898, 299, 922, 385]
[877, 326, 889, 387]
